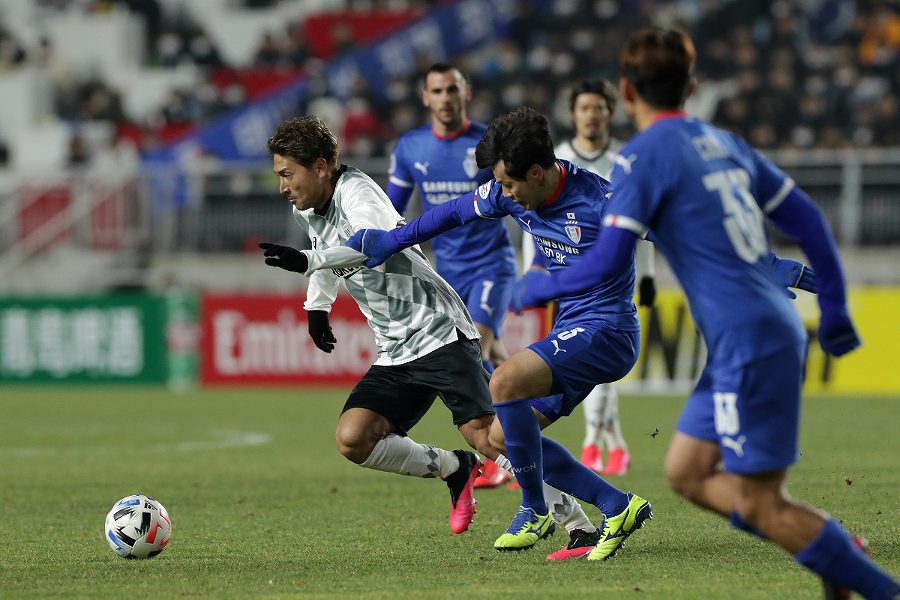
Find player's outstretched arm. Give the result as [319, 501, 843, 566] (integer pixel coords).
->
[767, 187, 861, 356]
[345, 191, 480, 268]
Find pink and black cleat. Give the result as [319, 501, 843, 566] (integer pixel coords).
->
[445, 450, 484, 534]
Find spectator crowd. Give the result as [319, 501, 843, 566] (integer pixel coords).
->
[0, 0, 898, 168]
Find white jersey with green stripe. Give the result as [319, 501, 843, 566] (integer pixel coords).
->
[293, 165, 480, 366]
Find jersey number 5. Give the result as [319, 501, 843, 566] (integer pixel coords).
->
[703, 168, 767, 263]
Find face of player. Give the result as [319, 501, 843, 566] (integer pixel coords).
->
[492, 160, 546, 211]
[571, 92, 610, 142]
[273, 153, 330, 212]
[422, 69, 470, 131]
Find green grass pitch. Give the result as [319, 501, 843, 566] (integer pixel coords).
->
[1, 387, 897, 599]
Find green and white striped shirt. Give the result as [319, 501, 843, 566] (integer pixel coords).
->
[295, 165, 479, 366]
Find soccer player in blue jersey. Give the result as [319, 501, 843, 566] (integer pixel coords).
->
[515, 27, 899, 598]
[347, 107, 654, 560]
[387, 63, 517, 488]
[387, 63, 516, 374]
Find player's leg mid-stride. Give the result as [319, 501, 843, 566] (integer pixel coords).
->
[487, 341, 652, 556]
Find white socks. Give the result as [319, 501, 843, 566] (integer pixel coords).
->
[582, 385, 604, 447]
[360, 434, 460, 479]
[599, 385, 627, 451]
[494, 454, 596, 534]
[583, 384, 627, 451]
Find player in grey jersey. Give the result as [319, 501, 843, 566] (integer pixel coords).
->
[258, 116, 596, 540]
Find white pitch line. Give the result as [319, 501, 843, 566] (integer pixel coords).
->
[6, 430, 273, 457]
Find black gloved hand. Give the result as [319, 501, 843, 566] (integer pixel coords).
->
[307, 310, 337, 353]
[638, 275, 657, 307]
[259, 242, 308, 274]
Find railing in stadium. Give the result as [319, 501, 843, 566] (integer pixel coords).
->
[0, 149, 899, 288]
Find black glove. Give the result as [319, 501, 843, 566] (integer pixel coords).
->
[638, 275, 656, 307]
[259, 242, 308, 274]
[307, 310, 336, 353]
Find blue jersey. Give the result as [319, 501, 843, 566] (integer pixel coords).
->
[389, 122, 516, 285]
[605, 115, 806, 366]
[473, 160, 638, 331]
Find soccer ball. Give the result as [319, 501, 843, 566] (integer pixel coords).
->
[104, 494, 172, 559]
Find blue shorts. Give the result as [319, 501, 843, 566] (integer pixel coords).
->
[451, 270, 515, 337]
[676, 343, 806, 474]
[528, 320, 640, 422]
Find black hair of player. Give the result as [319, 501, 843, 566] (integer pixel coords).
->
[423, 63, 469, 88]
[620, 27, 695, 109]
[475, 107, 555, 180]
[267, 116, 338, 168]
[569, 79, 618, 114]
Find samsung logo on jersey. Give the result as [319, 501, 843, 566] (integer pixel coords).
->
[421, 181, 478, 194]
[424, 192, 465, 204]
[533, 234, 580, 255]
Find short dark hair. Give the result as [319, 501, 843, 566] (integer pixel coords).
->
[620, 27, 695, 109]
[267, 116, 338, 168]
[569, 79, 618, 114]
[475, 107, 555, 180]
[423, 62, 468, 88]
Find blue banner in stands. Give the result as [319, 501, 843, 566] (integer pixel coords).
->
[144, 0, 522, 164]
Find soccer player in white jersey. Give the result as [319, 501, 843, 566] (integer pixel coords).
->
[258, 116, 596, 540]
[525, 79, 657, 475]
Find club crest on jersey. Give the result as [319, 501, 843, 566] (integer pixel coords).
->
[565, 225, 582, 244]
[463, 147, 478, 179]
[477, 181, 492, 199]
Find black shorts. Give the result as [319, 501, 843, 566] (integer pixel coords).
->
[342, 336, 494, 435]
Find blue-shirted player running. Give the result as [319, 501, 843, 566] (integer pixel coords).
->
[515, 28, 898, 598]
[350, 107, 655, 559]
[387, 64, 516, 489]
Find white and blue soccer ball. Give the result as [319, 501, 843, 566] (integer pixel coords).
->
[104, 494, 172, 559]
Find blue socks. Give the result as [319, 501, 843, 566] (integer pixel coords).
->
[493, 399, 547, 514]
[540, 436, 629, 516]
[482, 359, 495, 374]
[495, 399, 630, 518]
[795, 518, 899, 599]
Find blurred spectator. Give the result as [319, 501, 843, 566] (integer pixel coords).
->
[160, 89, 200, 125]
[341, 97, 386, 158]
[187, 32, 224, 68]
[858, 4, 900, 69]
[252, 32, 283, 67]
[0, 28, 27, 71]
[78, 81, 127, 122]
[68, 133, 91, 167]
